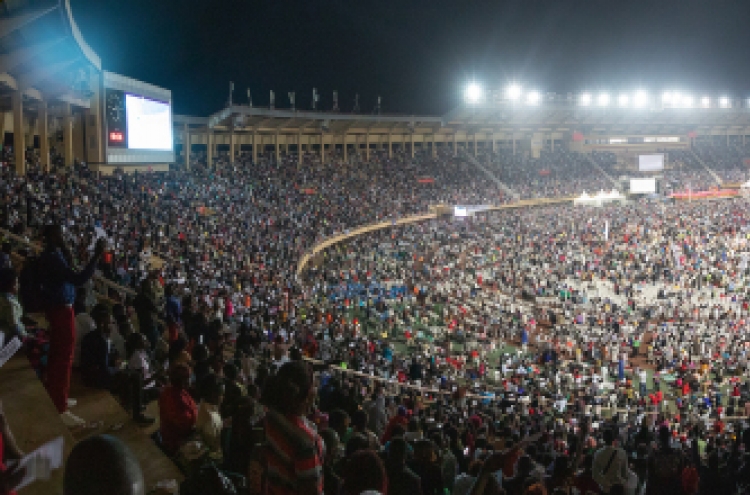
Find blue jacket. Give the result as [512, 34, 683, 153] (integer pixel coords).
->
[40, 247, 99, 307]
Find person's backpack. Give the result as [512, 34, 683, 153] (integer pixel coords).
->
[19, 254, 46, 313]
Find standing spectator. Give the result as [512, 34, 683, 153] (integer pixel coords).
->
[592, 429, 629, 494]
[646, 426, 686, 495]
[262, 361, 324, 495]
[40, 224, 105, 425]
[386, 437, 422, 495]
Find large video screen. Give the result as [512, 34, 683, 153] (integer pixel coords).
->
[639, 154, 664, 172]
[125, 94, 172, 150]
[630, 178, 656, 194]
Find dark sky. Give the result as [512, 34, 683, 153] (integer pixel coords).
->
[70, 0, 750, 117]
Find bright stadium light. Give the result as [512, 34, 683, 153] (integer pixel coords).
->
[526, 90, 541, 105]
[681, 95, 693, 108]
[662, 92, 672, 104]
[720, 97, 731, 108]
[633, 91, 648, 108]
[580, 93, 592, 106]
[618, 94, 629, 107]
[506, 84, 522, 101]
[701, 96, 710, 108]
[597, 93, 610, 106]
[465, 83, 483, 103]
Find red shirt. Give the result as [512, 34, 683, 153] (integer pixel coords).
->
[158, 385, 197, 454]
[265, 410, 324, 495]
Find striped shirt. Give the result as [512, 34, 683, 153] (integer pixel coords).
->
[265, 409, 324, 495]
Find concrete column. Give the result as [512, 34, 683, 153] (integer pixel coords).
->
[252, 131, 258, 163]
[388, 133, 393, 159]
[11, 92, 24, 175]
[410, 133, 415, 158]
[432, 134, 437, 158]
[183, 123, 190, 169]
[453, 133, 458, 157]
[550, 133, 554, 151]
[229, 132, 236, 164]
[512, 137, 516, 155]
[38, 100, 49, 171]
[321, 133, 326, 162]
[492, 135, 496, 154]
[298, 133, 303, 165]
[61, 102, 74, 169]
[473, 134, 478, 157]
[343, 134, 348, 161]
[275, 133, 280, 163]
[206, 131, 214, 168]
[365, 133, 370, 161]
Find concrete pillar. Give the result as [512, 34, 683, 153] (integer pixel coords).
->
[343, 134, 348, 161]
[410, 133, 415, 159]
[473, 134, 478, 157]
[275, 133, 280, 163]
[61, 102, 74, 169]
[321, 133, 326, 162]
[11, 92, 24, 175]
[298, 133, 303, 165]
[492, 135, 496, 154]
[365, 133, 370, 161]
[38, 100, 49, 171]
[229, 131, 236, 164]
[512, 137, 516, 155]
[550, 133, 554, 151]
[183, 123, 190, 169]
[453, 133, 458, 157]
[252, 131, 258, 163]
[206, 131, 214, 168]
[432, 134, 437, 158]
[388, 133, 393, 159]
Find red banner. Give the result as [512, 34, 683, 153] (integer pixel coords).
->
[539, 169, 550, 176]
[417, 177, 435, 184]
[572, 131, 584, 142]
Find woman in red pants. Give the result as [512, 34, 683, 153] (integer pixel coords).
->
[39, 225, 105, 426]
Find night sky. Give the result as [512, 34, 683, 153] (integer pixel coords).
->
[70, 0, 750, 117]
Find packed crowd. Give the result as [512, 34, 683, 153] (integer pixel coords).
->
[0, 142, 750, 494]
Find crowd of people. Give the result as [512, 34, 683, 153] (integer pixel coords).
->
[0, 141, 750, 494]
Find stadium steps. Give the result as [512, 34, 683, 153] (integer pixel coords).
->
[461, 151, 520, 200]
[0, 356, 75, 495]
[584, 153, 617, 186]
[688, 149, 724, 186]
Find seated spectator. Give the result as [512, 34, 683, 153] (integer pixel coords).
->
[409, 440, 444, 495]
[159, 363, 197, 456]
[0, 268, 26, 342]
[63, 435, 143, 495]
[351, 409, 380, 450]
[220, 362, 246, 419]
[80, 304, 118, 389]
[340, 450, 387, 495]
[196, 373, 225, 459]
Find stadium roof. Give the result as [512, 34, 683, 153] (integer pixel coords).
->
[176, 100, 750, 136]
[0, 0, 100, 109]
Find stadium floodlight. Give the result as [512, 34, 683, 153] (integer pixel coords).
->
[465, 83, 483, 104]
[633, 91, 648, 108]
[681, 95, 693, 108]
[618, 94, 629, 107]
[701, 96, 710, 108]
[597, 93, 610, 107]
[720, 97, 731, 108]
[580, 93, 592, 106]
[506, 84, 522, 101]
[526, 90, 541, 105]
[662, 92, 672, 104]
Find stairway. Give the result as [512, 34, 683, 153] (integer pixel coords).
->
[461, 151, 520, 201]
[584, 153, 617, 187]
[688, 148, 723, 186]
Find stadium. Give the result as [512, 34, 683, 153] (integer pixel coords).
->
[1, 0, 750, 494]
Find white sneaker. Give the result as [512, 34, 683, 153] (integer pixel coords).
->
[60, 411, 86, 428]
[67, 398, 77, 408]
